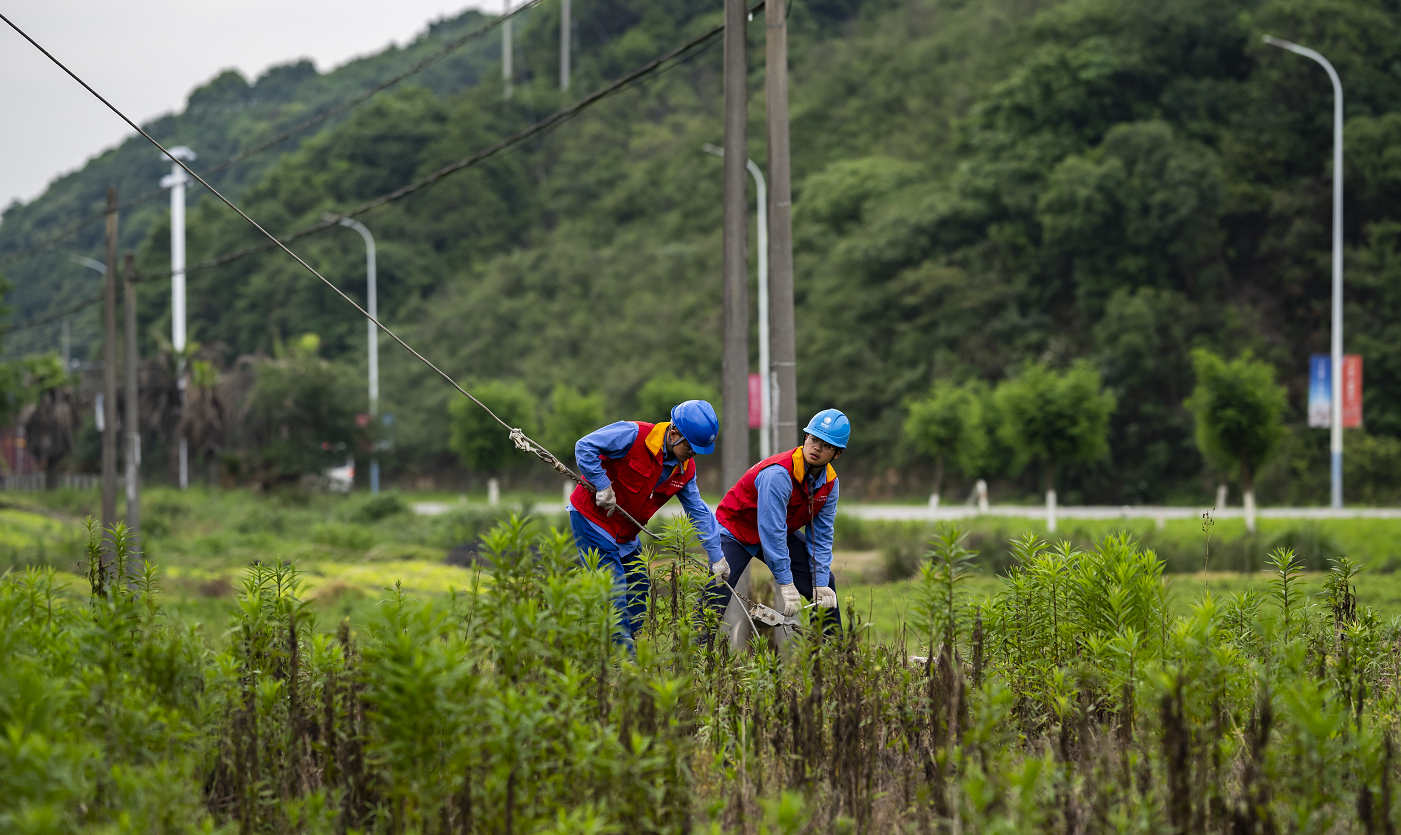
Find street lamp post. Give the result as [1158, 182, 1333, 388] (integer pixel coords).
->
[329, 216, 380, 494]
[503, 0, 513, 100]
[1264, 35, 1345, 508]
[560, 0, 570, 90]
[160, 146, 196, 490]
[67, 255, 107, 369]
[70, 254, 106, 277]
[69, 255, 105, 378]
[704, 144, 772, 458]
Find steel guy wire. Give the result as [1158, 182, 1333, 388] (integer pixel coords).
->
[0, 5, 744, 335]
[0, 6, 754, 533]
[0, 0, 548, 271]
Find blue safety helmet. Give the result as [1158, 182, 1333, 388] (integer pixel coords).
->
[803, 408, 850, 449]
[671, 400, 719, 454]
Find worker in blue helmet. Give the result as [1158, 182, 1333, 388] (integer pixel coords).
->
[569, 399, 724, 648]
[710, 409, 850, 633]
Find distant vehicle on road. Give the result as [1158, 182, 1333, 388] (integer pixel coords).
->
[324, 459, 354, 493]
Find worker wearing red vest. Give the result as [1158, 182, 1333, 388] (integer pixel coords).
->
[708, 409, 849, 631]
[569, 400, 723, 647]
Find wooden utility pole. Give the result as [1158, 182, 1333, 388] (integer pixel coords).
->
[766, 0, 798, 450]
[101, 188, 118, 542]
[123, 253, 140, 542]
[721, 0, 750, 490]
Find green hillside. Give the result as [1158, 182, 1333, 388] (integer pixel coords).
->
[0, 5, 505, 357]
[7, 0, 1401, 504]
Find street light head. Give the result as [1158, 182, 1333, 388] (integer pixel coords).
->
[68, 254, 106, 275]
[164, 146, 197, 162]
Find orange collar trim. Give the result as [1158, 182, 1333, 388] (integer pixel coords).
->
[645, 421, 670, 457]
[790, 447, 836, 485]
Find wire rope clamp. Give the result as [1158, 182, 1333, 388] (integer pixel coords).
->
[509, 428, 532, 453]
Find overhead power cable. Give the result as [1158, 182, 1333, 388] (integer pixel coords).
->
[0, 0, 546, 271]
[0, 4, 754, 529]
[0, 3, 743, 334]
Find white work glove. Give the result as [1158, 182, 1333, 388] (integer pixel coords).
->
[778, 583, 802, 617]
[594, 487, 617, 516]
[711, 557, 730, 584]
[815, 586, 837, 609]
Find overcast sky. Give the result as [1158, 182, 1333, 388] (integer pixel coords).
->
[0, 0, 500, 212]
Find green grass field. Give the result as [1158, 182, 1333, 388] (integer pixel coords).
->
[840, 570, 1401, 640]
[5, 486, 1401, 644]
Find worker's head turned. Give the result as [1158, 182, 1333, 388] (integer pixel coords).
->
[802, 409, 849, 468]
[668, 400, 719, 460]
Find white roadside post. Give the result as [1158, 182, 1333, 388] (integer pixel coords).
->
[1265, 35, 1345, 508]
[160, 146, 196, 490]
[705, 144, 772, 457]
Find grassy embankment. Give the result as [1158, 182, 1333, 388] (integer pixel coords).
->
[3, 486, 1399, 642]
[0, 486, 554, 640]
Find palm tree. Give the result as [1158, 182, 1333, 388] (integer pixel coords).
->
[139, 350, 182, 484]
[182, 360, 227, 485]
[20, 355, 79, 489]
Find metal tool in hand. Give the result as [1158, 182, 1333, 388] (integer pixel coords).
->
[711, 573, 801, 636]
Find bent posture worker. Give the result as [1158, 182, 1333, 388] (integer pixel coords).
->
[570, 400, 724, 647]
[707, 409, 848, 631]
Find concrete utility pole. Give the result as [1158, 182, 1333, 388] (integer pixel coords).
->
[123, 254, 140, 541]
[335, 217, 379, 495]
[1264, 35, 1345, 509]
[720, 0, 749, 490]
[101, 188, 118, 541]
[705, 144, 772, 459]
[503, 0, 514, 100]
[160, 146, 196, 490]
[766, 0, 798, 450]
[560, 0, 570, 90]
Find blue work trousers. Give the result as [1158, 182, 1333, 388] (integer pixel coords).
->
[569, 510, 648, 648]
[704, 532, 842, 634]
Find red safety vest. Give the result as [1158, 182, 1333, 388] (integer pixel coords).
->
[716, 448, 838, 545]
[571, 421, 697, 542]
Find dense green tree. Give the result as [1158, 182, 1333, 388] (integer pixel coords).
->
[994, 362, 1116, 528]
[246, 335, 362, 483]
[448, 380, 537, 477]
[1092, 287, 1212, 503]
[12, 0, 1401, 501]
[541, 384, 606, 462]
[635, 373, 720, 425]
[903, 380, 988, 506]
[1036, 121, 1224, 317]
[0, 6, 504, 358]
[1185, 348, 1287, 531]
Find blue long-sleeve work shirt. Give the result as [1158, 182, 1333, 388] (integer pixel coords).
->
[570, 420, 724, 564]
[720, 462, 840, 588]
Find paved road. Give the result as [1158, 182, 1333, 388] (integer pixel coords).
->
[412, 501, 1401, 521]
